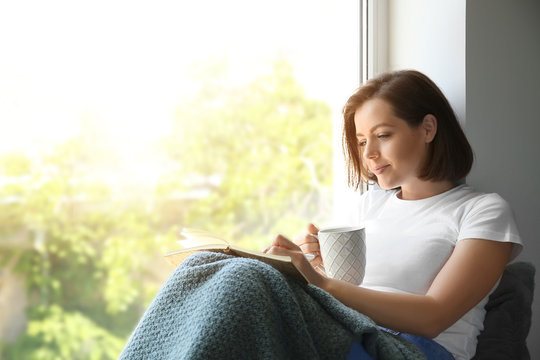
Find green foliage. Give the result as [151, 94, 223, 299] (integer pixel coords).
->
[3, 305, 124, 360]
[0, 143, 172, 359]
[0, 153, 32, 176]
[0, 59, 333, 359]
[162, 59, 333, 249]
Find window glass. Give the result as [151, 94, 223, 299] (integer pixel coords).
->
[0, 0, 359, 357]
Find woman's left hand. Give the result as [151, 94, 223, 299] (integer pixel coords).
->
[263, 234, 326, 287]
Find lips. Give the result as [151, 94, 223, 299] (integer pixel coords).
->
[372, 165, 389, 175]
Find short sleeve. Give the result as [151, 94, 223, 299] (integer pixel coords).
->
[458, 193, 523, 261]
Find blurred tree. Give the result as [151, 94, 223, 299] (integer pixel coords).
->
[0, 141, 175, 359]
[3, 305, 124, 360]
[159, 59, 333, 249]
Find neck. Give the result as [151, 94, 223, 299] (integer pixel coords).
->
[398, 180, 456, 200]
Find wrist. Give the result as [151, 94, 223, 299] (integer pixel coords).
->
[310, 270, 330, 289]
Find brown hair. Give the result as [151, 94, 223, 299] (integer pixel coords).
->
[342, 70, 473, 189]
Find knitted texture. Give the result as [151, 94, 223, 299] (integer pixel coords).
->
[119, 252, 425, 360]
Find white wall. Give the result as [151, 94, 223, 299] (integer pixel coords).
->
[466, 1, 540, 357]
[387, 0, 539, 357]
[388, 0, 466, 124]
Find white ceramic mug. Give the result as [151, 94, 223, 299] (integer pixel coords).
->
[317, 226, 366, 285]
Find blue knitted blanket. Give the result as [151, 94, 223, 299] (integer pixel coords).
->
[119, 252, 425, 360]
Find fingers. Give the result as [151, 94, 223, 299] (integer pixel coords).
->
[304, 223, 323, 269]
[299, 239, 320, 256]
[307, 223, 319, 235]
[262, 223, 323, 264]
[263, 233, 325, 278]
[263, 234, 299, 253]
[294, 228, 320, 256]
[264, 234, 305, 261]
[294, 232, 319, 248]
[293, 233, 317, 247]
[272, 234, 298, 249]
[287, 223, 321, 268]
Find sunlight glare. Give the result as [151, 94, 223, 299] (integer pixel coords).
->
[0, 0, 358, 185]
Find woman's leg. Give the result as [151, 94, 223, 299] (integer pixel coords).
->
[347, 330, 454, 360]
[397, 333, 454, 360]
[346, 342, 375, 360]
[376, 327, 454, 360]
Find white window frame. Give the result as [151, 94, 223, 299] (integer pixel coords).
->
[362, 0, 388, 83]
[331, 0, 388, 224]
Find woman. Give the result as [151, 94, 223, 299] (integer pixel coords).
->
[263, 70, 522, 359]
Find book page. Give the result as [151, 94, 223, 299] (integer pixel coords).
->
[177, 228, 229, 248]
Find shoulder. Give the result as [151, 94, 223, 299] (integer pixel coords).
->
[447, 185, 513, 218]
[432, 184, 509, 213]
[453, 185, 523, 259]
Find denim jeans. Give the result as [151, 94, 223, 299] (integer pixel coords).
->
[346, 328, 455, 360]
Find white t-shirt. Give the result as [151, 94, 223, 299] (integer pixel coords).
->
[349, 184, 522, 360]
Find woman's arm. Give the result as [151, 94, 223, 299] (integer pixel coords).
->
[265, 235, 512, 339]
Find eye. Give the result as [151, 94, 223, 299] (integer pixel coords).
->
[357, 139, 366, 147]
[377, 133, 390, 139]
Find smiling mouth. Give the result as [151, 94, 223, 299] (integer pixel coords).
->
[372, 165, 389, 175]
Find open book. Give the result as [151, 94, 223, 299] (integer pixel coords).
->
[165, 228, 308, 283]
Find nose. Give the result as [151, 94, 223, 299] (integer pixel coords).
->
[363, 140, 379, 160]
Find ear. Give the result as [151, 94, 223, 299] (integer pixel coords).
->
[422, 114, 437, 143]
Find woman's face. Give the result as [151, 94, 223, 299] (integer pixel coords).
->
[354, 98, 432, 193]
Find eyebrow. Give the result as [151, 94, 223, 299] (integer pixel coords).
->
[356, 123, 396, 137]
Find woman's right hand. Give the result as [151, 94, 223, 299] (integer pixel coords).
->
[293, 223, 325, 273]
